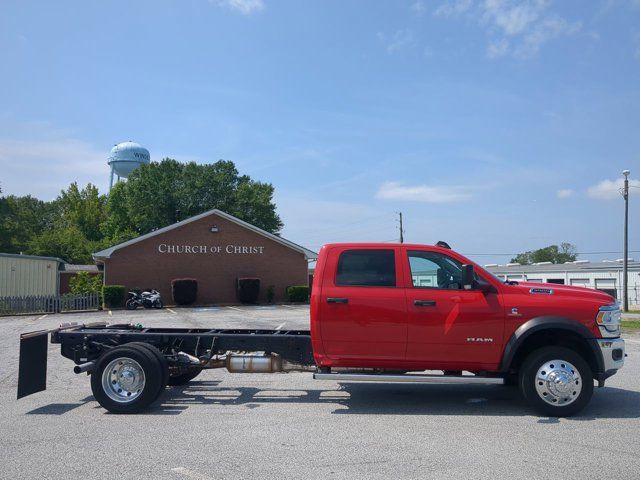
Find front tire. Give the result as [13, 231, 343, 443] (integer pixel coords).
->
[90, 344, 163, 413]
[519, 346, 593, 417]
[126, 299, 137, 310]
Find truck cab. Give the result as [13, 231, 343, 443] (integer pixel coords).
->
[310, 243, 625, 416]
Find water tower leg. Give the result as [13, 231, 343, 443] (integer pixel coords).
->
[109, 168, 114, 191]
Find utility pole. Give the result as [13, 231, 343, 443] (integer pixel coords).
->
[622, 170, 630, 312]
[398, 212, 404, 243]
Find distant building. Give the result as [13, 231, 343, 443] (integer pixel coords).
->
[0, 253, 64, 297]
[93, 209, 317, 305]
[486, 260, 640, 306]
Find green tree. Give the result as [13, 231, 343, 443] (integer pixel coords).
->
[100, 182, 138, 244]
[28, 226, 98, 264]
[1, 159, 283, 262]
[0, 191, 59, 253]
[511, 243, 578, 265]
[69, 271, 103, 295]
[58, 182, 107, 241]
[119, 159, 283, 234]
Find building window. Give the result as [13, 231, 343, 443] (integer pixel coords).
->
[547, 279, 565, 285]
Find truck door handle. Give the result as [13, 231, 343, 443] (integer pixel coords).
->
[414, 300, 436, 307]
[327, 297, 349, 304]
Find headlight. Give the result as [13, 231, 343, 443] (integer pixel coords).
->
[596, 304, 621, 337]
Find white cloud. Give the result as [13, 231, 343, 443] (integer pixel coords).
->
[482, 0, 544, 36]
[587, 177, 640, 200]
[376, 181, 473, 203]
[557, 188, 574, 199]
[514, 15, 581, 58]
[434, 0, 474, 17]
[378, 29, 416, 54]
[216, 0, 264, 15]
[487, 38, 510, 58]
[411, 1, 427, 16]
[0, 137, 110, 199]
[433, 0, 581, 59]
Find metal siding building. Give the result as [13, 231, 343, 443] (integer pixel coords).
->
[0, 253, 63, 296]
[486, 260, 640, 306]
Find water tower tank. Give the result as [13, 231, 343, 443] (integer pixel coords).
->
[108, 141, 150, 190]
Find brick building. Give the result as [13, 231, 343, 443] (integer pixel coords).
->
[93, 209, 316, 305]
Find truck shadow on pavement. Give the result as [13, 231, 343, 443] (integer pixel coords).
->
[142, 380, 640, 419]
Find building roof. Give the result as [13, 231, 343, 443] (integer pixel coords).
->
[61, 264, 101, 273]
[0, 252, 65, 264]
[93, 209, 318, 261]
[487, 260, 640, 274]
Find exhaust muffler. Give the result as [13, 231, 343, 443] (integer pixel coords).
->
[203, 353, 314, 373]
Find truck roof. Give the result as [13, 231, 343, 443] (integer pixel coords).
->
[320, 242, 454, 252]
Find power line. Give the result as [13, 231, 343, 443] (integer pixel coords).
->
[463, 250, 640, 257]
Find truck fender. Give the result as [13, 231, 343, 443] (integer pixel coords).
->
[499, 316, 604, 374]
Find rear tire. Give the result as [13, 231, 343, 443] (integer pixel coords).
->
[90, 344, 162, 414]
[168, 369, 202, 386]
[127, 342, 169, 399]
[519, 346, 593, 417]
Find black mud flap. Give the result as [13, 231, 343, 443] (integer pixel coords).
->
[17, 330, 49, 399]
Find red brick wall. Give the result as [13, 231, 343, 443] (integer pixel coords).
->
[101, 213, 309, 305]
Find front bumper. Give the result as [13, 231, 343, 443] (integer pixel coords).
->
[594, 337, 625, 384]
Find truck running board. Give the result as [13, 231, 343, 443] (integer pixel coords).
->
[313, 372, 504, 385]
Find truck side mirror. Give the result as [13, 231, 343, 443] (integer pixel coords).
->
[462, 264, 474, 290]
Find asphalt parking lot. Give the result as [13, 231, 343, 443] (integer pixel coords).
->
[1, 306, 639, 479]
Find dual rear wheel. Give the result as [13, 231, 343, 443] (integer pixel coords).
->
[90, 343, 200, 413]
[91, 343, 167, 414]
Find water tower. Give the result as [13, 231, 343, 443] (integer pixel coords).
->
[108, 141, 151, 190]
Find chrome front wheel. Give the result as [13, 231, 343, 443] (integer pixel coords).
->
[519, 346, 593, 417]
[534, 359, 582, 406]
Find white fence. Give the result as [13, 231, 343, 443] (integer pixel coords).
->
[0, 293, 101, 316]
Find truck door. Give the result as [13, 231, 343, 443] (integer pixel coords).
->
[318, 247, 407, 363]
[403, 248, 504, 368]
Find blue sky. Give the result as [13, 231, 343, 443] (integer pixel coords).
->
[1, 0, 639, 264]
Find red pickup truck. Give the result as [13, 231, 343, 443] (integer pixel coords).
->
[18, 242, 625, 417]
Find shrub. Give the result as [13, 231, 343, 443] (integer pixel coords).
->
[286, 285, 310, 303]
[102, 285, 126, 308]
[237, 278, 260, 304]
[267, 285, 275, 304]
[69, 272, 103, 295]
[172, 278, 198, 305]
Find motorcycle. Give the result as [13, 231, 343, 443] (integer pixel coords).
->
[126, 289, 163, 310]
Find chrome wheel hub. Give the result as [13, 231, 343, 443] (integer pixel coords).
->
[101, 357, 146, 403]
[535, 359, 581, 406]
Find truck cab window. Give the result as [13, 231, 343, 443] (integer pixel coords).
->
[336, 249, 396, 287]
[408, 250, 464, 289]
